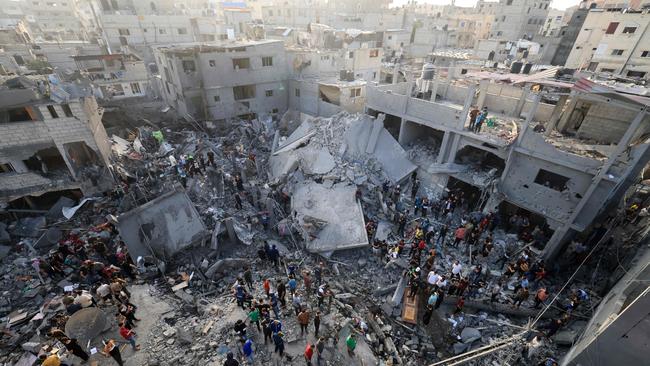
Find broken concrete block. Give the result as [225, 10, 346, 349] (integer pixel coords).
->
[21, 342, 40, 354]
[176, 328, 194, 345]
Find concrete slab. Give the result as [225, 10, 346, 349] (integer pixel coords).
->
[116, 187, 207, 261]
[343, 117, 417, 183]
[292, 182, 368, 253]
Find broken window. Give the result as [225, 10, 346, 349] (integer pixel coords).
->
[534, 169, 569, 191]
[622, 26, 637, 34]
[233, 85, 255, 100]
[213, 95, 220, 102]
[46, 105, 59, 118]
[611, 49, 625, 56]
[178, 27, 187, 34]
[262, 56, 273, 67]
[182, 60, 196, 72]
[627, 70, 647, 78]
[232, 58, 250, 70]
[209, 59, 216, 67]
[118, 28, 130, 35]
[61, 103, 73, 117]
[1, 107, 39, 122]
[641, 50, 650, 57]
[265, 90, 273, 97]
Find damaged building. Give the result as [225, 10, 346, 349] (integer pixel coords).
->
[0, 75, 112, 209]
[366, 70, 650, 259]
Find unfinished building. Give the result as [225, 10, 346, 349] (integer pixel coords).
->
[153, 40, 289, 121]
[367, 73, 650, 259]
[0, 76, 112, 209]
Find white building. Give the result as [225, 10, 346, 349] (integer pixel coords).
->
[565, 8, 650, 79]
[489, 0, 551, 40]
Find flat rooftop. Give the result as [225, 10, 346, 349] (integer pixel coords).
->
[153, 39, 284, 54]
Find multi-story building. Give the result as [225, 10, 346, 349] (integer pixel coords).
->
[0, 75, 113, 207]
[365, 74, 650, 260]
[21, 0, 87, 41]
[539, 8, 566, 37]
[0, 41, 104, 75]
[565, 8, 650, 79]
[549, 4, 589, 66]
[489, 0, 551, 40]
[71, 53, 150, 101]
[153, 40, 288, 122]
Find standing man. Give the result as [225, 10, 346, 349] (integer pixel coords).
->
[298, 308, 310, 336]
[304, 343, 315, 366]
[314, 311, 321, 337]
[101, 339, 124, 366]
[316, 337, 326, 365]
[468, 106, 480, 131]
[242, 338, 254, 364]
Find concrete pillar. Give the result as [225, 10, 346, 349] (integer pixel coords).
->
[500, 94, 541, 181]
[367, 114, 385, 153]
[429, 77, 439, 102]
[392, 63, 399, 84]
[447, 61, 456, 81]
[544, 94, 569, 136]
[397, 118, 408, 145]
[460, 84, 477, 129]
[482, 193, 502, 213]
[476, 79, 489, 109]
[512, 85, 530, 118]
[555, 92, 579, 133]
[437, 131, 451, 164]
[446, 133, 463, 164]
[541, 226, 572, 260]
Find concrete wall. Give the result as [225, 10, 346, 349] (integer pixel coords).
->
[117, 189, 207, 261]
[576, 103, 650, 144]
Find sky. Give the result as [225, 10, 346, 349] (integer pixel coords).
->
[391, 0, 582, 10]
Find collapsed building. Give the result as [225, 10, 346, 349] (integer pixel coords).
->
[0, 75, 113, 209]
[366, 69, 650, 259]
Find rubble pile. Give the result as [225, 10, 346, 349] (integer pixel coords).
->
[0, 107, 646, 366]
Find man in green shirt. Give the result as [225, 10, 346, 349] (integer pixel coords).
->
[248, 307, 260, 331]
[346, 334, 357, 356]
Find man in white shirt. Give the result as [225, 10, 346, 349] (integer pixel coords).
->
[427, 271, 440, 286]
[452, 261, 463, 278]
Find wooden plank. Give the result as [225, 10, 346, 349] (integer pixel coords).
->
[401, 293, 418, 324]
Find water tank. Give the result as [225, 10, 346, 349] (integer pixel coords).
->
[522, 63, 533, 75]
[421, 63, 435, 80]
[510, 61, 523, 74]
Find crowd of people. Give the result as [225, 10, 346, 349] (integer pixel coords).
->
[227, 242, 371, 365]
[363, 171, 590, 360]
[28, 221, 141, 366]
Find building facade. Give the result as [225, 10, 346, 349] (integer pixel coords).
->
[154, 40, 289, 121]
[565, 9, 650, 79]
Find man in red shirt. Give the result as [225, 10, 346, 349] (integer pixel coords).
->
[119, 322, 140, 351]
[453, 227, 466, 247]
[304, 343, 314, 365]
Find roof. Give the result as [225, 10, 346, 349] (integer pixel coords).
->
[72, 53, 141, 62]
[153, 40, 283, 54]
[573, 78, 650, 108]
